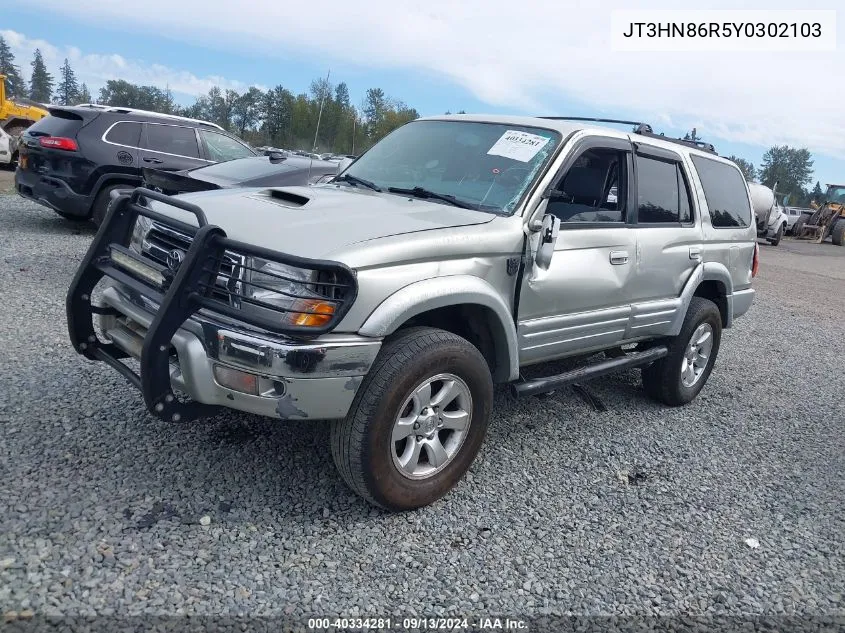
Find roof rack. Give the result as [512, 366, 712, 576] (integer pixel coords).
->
[539, 116, 717, 154]
[539, 116, 645, 127]
[74, 104, 224, 131]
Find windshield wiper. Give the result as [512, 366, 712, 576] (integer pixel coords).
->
[387, 186, 475, 209]
[334, 173, 382, 192]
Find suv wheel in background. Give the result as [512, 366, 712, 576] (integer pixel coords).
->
[331, 327, 493, 511]
[641, 297, 722, 406]
[91, 184, 133, 227]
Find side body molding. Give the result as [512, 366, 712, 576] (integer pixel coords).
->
[358, 275, 520, 382]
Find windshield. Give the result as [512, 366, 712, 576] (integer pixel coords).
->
[341, 120, 561, 214]
[825, 186, 845, 204]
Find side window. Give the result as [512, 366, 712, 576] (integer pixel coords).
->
[636, 155, 680, 223]
[690, 155, 752, 228]
[104, 122, 141, 147]
[144, 124, 200, 158]
[548, 148, 627, 224]
[200, 130, 255, 162]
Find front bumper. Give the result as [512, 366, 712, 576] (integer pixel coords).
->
[97, 281, 380, 420]
[67, 187, 369, 422]
[15, 168, 92, 218]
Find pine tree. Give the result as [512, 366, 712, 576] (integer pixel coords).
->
[0, 35, 25, 97]
[78, 83, 92, 104]
[29, 49, 54, 103]
[56, 58, 79, 105]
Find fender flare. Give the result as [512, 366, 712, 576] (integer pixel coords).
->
[359, 275, 521, 382]
[669, 262, 735, 335]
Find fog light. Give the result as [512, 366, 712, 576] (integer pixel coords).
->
[110, 248, 164, 287]
[213, 364, 259, 395]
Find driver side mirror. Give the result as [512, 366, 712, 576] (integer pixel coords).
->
[338, 156, 355, 173]
[535, 213, 560, 270]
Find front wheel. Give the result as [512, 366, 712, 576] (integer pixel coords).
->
[641, 297, 722, 406]
[331, 327, 493, 511]
[832, 219, 845, 246]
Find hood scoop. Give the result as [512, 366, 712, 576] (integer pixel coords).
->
[265, 188, 310, 208]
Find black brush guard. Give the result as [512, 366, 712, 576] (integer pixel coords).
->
[67, 187, 358, 422]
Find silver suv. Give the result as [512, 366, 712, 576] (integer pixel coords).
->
[67, 115, 758, 510]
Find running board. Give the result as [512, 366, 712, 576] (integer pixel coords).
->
[510, 345, 669, 398]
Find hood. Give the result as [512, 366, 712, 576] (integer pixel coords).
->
[184, 155, 337, 187]
[149, 183, 496, 260]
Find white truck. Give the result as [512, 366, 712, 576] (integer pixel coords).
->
[749, 181, 788, 246]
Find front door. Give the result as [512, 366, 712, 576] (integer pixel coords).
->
[517, 136, 637, 365]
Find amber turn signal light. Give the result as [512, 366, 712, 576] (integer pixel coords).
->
[288, 299, 336, 327]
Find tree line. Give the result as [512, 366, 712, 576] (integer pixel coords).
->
[680, 128, 819, 207]
[1, 36, 825, 192]
[0, 36, 418, 155]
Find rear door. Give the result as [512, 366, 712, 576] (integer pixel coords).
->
[139, 122, 210, 171]
[625, 143, 703, 338]
[101, 120, 142, 169]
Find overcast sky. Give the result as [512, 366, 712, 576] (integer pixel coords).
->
[4, 0, 844, 186]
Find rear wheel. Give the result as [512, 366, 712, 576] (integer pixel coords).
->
[91, 184, 132, 227]
[642, 297, 722, 406]
[832, 219, 845, 246]
[793, 215, 806, 238]
[331, 327, 493, 511]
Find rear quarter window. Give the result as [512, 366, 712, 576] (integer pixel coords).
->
[104, 122, 142, 147]
[690, 155, 752, 228]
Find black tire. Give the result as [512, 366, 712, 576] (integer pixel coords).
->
[641, 297, 722, 407]
[331, 327, 494, 511]
[793, 215, 806, 238]
[768, 222, 784, 246]
[832, 219, 845, 246]
[91, 184, 131, 227]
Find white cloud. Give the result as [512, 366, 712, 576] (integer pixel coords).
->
[1, 29, 260, 100]
[5, 0, 845, 158]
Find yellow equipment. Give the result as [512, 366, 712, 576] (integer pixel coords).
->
[1, 73, 49, 138]
[794, 183, 845, 245]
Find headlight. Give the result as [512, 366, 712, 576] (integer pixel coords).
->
[129, 214, 153, 254]
[245, 259, 336, 327]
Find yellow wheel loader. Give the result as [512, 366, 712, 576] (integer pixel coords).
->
[0, 74, 49, 168]
[793, 184, 845, 246]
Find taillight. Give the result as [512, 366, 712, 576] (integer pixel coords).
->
[39, 136, 78, 151]
[751, 242, 759, 278]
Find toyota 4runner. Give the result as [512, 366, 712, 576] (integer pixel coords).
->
[67, 115, 758, 510]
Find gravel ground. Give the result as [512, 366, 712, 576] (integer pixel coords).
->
[1, 195, 843, 628]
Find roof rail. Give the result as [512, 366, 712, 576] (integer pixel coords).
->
[539, 116, 646, 127]
[539, 116, 717, 154]
[74, 104, 224, 131]
[633, 128, 717, 154]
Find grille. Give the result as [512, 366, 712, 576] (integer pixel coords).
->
[141, 223, 242, 304]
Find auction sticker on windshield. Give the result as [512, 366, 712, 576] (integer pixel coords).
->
[487, 130, 550, 162]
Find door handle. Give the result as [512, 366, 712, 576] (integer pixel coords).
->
[143, 157, 163, 164]
[689, 246, 702, 260]
[609, 250, 629, 265]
